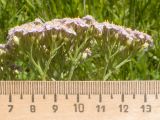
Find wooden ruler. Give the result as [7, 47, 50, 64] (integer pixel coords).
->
[0, 81, 160, 120]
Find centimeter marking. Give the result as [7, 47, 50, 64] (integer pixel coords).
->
[0, 81, 159, 95]
[0, 81, 160, 120]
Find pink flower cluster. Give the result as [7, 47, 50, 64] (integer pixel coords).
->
[1, 15, 153, 52]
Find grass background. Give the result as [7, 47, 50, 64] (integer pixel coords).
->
[0, 0, 160, 80]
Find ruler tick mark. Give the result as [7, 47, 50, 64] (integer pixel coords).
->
[88, 93, 91, 99]
[144, 93, 147, 103]
[99, 94, 102, 103]
[155, 93, 158, 99]
[9, 93, 12, 103]
[121, 94, 124, 102]
[110, 94, 113, 99]
[133, 93, 135, 99]
[20, 93, 23, 99]
[65, 94, 68, 99]
[54, 94, 57, 102]
[32, 94, 34, 103]
[43, 94, 46, 99]
[77, 94, 80, 103]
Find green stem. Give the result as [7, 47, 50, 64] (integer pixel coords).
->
[68, 64, 76, 80]
[29, 42, 44, 79]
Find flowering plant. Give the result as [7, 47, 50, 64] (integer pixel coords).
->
[0, 15, 153, 80]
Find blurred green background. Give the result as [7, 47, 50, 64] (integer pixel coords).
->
[0, 0, 160, 80]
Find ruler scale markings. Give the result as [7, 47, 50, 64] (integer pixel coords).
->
[48, 82, 50, 94]
[28, 81, 30, 95]
[0, 81, 160, 95]
[77, 94, 80, 103]
[155, 93, 158, 99]
[145, 81, 148, 94]
[83, 81, 85, 95]
[122, 82, 124, 95]
[60, 81, 62, 95]
[149, 81, 151, 94]
[9, 93, 12, 103]
[144, 93, 147, 103]
[128, 82, 130, 94]
[80, 82, 82, 95]
[22, 82, 25, 95]
[136, 81, 138, 94]
[92, 82, 94, 94]
[20, 93, 23, 99]
[91, 82, 93, 95]
[130, 81, 132, 95]
[106, 82, 109, 95]
[4, 81, 6, 95]
[101, 82, 104, 94]
[133, 93, 135, 99]
[156, 81, 158, 99]
[99, 93, 102, 103]
[121, 93, 124, 102]
[154, 81, 156, 94]
[37, 82, 39, 95]
[69, 82, 70, 94]
[85, 82, 87, 95]
[3, 81, 6, 95]
[36, 82, 38, 94]
[110, 93, 113, 99]
[125, 82, 127, 94]
[53, 82, 58, 95]
[62, 81, 65, 94]
[111, 82, 113, 94]
[67, 82, 70, 95]
[14, 81, 16, 94]
[138, 81, 140, 94]
[95, 81, 97, 94]
[32, 94, 34, 103]
[13, 81, 15, 94]
[5, 81, 7, 95]
[2, 81, 160, 120]
[82, 82, 84, 95]
[65, 94, 68, 99]
[94, 81, 96, 94]
[9, 81, 11, 95]
[88, 93, 91, 99]
[74, 82, 76, 94]
[65, 82, 67, 95]
[97, 81, 99, 94]
[109, 81, 111, 95]
[120, 81, 122, 95]
[108, 82, 110, 95]
[54, 94, 57, 102]
[81, 82, 83, 95]
[103, 82, 106, 95]
[41, 82, 44, 96]
[58, 82, 60, 94]
[24, 82, 27, 95]
[70, 82, 72, 95]
[77, 82, 79, 95]
[43, 93, 46, 99]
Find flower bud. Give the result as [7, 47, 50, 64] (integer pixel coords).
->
[13, 36, 20, 45]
